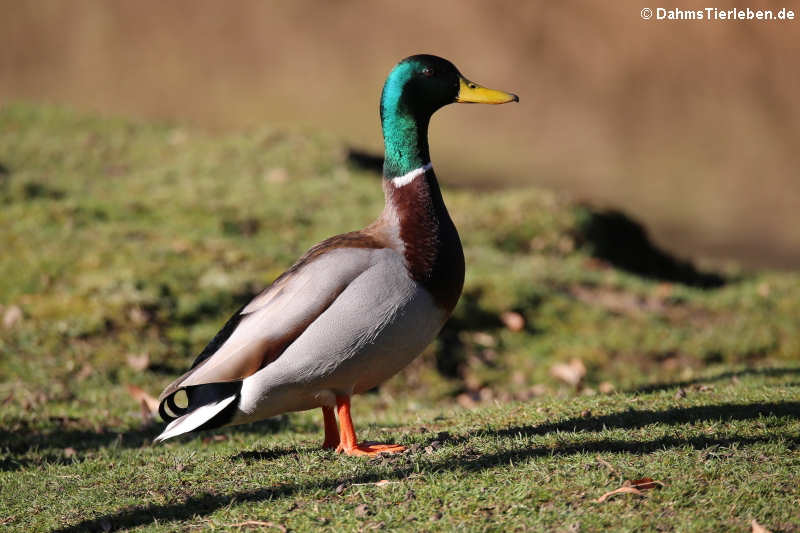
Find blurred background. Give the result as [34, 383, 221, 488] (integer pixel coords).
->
[3, 0, 798, 269]
[3, 8, 800, 525]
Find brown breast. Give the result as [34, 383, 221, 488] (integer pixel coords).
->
[379, 167, 465, 313]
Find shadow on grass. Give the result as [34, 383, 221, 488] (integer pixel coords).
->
[50, 400, 800, 532]
[0, 416, 293, 472]
[575, 207, 727, 289]
[232, 446, 309, 462]
[484, 401, 800, 441]
[631, 366, 800, 393]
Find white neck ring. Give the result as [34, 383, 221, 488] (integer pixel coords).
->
[391, 162, 433, 188]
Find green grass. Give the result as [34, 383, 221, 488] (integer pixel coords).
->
[2, 368, 799, 532]
[1, 103, 799, 531]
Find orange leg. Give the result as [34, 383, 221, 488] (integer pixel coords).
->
[321, 406, 339, 449]
[334, 395, 406, 456]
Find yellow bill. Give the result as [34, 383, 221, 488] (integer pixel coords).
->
[456, 76, 519, 104]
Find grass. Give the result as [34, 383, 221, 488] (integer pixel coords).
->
[3, 368, 799, 532]
[1, 103, 799, 531]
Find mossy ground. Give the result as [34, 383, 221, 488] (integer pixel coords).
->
[1, 104, 798, 531]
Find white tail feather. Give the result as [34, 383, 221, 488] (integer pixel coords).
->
[154, 395, 237, 443]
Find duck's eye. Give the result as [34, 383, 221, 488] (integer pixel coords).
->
[468, 83, 477, 89]
[422, 67, 434, 78]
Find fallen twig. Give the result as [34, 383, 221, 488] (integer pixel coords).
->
[228, 520, 287, 531]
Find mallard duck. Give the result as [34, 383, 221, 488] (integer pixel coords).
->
[155, 55, 518, 455]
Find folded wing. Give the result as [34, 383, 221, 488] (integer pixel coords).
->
[157, 240, 381, 423]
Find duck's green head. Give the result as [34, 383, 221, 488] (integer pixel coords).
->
[380, 55, 518, 178]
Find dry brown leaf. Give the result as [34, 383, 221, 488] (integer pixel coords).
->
[264, 167, 289, 184]
[126, 385, 159, 415]
[628, 477, 663, 491]
[500, 311, 525, 332]
[550, 358, 586, 387]
[63, 447, 76, 458]
[456, 391, 481, 409]
[126, 353, 150, 371]
[479, 387, 494, 402]
[138, 401, 152, 424]
[751, 519, 772, 533]
[595, 486, 644, 503]
[202, 434, 229, 443]
[756, 283, 770, 297]
[76, 363, 94, 380]
[471, 332, 497, 348]
[128, 306, 151, 326]
[167, 129, 188, 146]
[598, 381, 615, 394]
[596, 477, 664, 503]
[529, 384, 548, 397]
[2, 305, 22, 329]
[171, 239, 191, 253]
[354, 504, 371, 517]
[511, 371, 526, 385]
[350, 479, 397, 488]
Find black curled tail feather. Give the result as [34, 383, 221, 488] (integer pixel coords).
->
[158, 390, 189, 423]
[158, 381, 243, 429]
